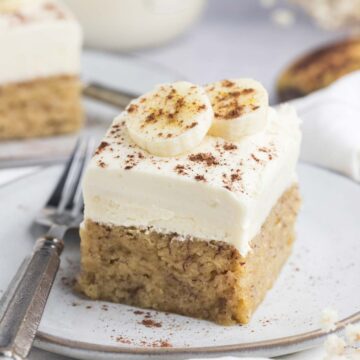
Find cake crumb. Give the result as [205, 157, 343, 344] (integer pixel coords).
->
[345, 324, 360, 345]
[324, 334, 346, 356]
[321, 307, 338, 332]
[320, 308, 360, 360]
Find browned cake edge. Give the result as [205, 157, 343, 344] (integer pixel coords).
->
[0, 75, 83, 140]
[277, 37, 360, 101]
[78, 185, 301, 325]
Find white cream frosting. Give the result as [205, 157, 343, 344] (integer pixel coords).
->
[0, 0, 82, 85]
[83, 105, 301, 256]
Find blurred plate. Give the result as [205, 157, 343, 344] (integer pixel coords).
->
[0, 163, 359, 359]
[0, 50, 181, 168]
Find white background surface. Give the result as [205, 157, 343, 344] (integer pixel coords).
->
[1, 0, 349, 358]
[135, 0, 344, 104]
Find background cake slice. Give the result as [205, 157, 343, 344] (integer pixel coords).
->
[0, 0, 83, 140]
[78, 80, 302, 325]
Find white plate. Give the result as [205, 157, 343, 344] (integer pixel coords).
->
[0, 164, 359, 360]
[0, 50, 180, 168]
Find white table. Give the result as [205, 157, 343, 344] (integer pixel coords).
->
[2, 0, 344, 358]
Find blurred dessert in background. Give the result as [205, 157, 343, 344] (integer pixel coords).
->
[261, 0, 360, 30]
[292, 0, 360, 30]
[0, 0, 83, 140]
[63, 0, 206, 51]
[277, 37, 360, 101]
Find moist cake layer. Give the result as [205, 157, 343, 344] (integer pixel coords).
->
[0, 0, 82, 86]
[83, 105, 301, 256]
[0, 76, 83, 139]
[79, 185, 300, 325]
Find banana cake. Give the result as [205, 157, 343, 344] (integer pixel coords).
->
[78, 79, 302, 325]
[0, 0, 83, 140]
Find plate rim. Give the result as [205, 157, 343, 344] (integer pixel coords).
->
[35, 311, 360, 356]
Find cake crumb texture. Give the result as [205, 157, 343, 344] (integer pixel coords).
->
[0, 75, 83, 140]
[78, 185, 301, 325]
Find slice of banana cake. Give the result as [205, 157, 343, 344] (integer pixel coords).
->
[78, 79, 301, 325]
[0, 0, 83, 140]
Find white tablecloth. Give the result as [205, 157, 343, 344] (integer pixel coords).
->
[1, 0, 345, 358]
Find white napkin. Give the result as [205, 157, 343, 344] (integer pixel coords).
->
[291, 71, 360, 181]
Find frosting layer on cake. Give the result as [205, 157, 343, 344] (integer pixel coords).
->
[0, 0, 82, 85]
[83, 104, 301, 256]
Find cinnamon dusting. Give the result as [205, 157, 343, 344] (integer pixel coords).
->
[188, 153, 219, 166]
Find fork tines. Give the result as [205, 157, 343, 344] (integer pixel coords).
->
[46, 137, 94, 215]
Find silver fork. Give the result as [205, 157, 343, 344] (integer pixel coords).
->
[0, 137, 94, 360]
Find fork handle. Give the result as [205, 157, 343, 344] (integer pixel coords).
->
[83, 82, 137, 109]
[0, 236, 64, 360]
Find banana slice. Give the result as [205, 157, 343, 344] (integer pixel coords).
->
[125, 81, 213, 157]
[206, 78, 269, 141]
